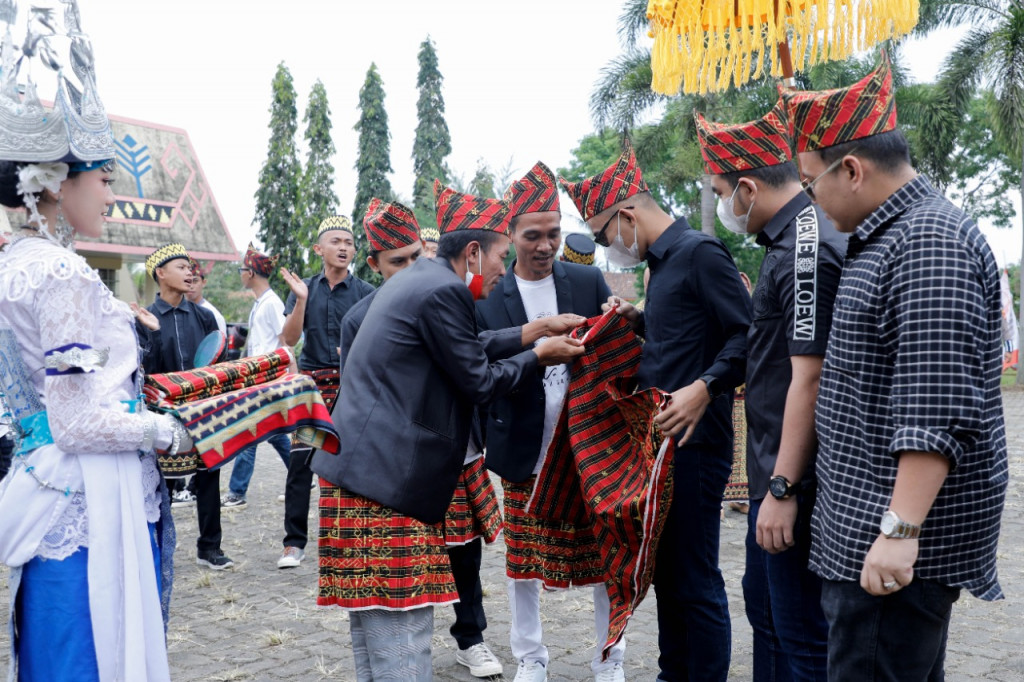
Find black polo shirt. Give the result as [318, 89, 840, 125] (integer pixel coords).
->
[745, 193, 847, 499]
[636, 218, 751, 452]
[138, 295, 219, 374]
[284, 272, 375, 371]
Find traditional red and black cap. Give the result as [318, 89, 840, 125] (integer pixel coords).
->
[694, 100, 792, 175]
[782, 52, 897, 154]
[188, 257, 205, 280]
[244, 242, 279, 277]
[505, 161, 559, 217]
[363, 198, 421, 252]
[561, 232, 596, 266]
[433, 179, 510, 235]
[558, 143, 649, 222]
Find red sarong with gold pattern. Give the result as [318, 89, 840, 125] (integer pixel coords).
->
[444, 457, 502, 546]
[529, 310, 674, 660]
[317, 480, 458, 611]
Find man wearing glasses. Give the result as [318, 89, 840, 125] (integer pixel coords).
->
[783, 54, 1008, 680]
[695, 102, 846, 682]
[560, 145, 751, 682]
[221, 244, 293, 510]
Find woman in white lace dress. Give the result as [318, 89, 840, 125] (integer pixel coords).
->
[0, 158, 185, 681]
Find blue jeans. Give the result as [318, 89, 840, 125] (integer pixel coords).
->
[227, 433, 292, 497]
[743, 493, 828, 682]
[654, 442, 732, 682]
[820, 578, 960, 682]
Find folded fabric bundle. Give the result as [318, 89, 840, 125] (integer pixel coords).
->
[143, 348, 292, 407]
[529, 310, 674, 661]
[157, 374, 340, 476]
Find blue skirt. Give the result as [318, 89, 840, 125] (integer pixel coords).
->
[15, 524, 161, 682]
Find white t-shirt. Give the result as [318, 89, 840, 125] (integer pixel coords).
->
[515, 273, 569, 475]
[199, 298, 227, 336]
[246, 288, 286, 357]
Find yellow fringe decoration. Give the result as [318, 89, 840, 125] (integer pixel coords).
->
[647, 0, 918, 95]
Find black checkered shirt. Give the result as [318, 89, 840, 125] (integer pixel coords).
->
[811, 175, 1008, 600]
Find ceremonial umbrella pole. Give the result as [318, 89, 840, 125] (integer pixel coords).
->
[646, 0, 920, 95]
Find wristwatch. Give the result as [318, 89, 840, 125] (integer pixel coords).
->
[879, 510, 921, 539]
[699, 373, 721, 399]
[768, 475, 798, 500]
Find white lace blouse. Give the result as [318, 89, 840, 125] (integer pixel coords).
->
[0, 237, 161, 559]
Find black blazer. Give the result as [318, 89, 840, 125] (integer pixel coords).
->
[475, 260, 612, 482]
[311, 257, 536, 524]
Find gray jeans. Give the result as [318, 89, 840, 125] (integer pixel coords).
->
[349, 607, 434, 681]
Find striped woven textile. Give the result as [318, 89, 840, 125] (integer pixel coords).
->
[444, 457, 502, 546]
[166, 374, 339, 474]
[317, 480, 458, 610]
[301, 368, 340, 412]
[724, 385, 749, 501]
[143, 348, 292, 407]
[503, 477, 603, 588]
[529, 310, 674, 660]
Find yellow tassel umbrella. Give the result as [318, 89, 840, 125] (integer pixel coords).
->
[647, 0, 919, 95]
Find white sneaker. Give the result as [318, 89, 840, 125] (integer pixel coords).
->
[513, 660, 547, 682]
[277, 546, 304, 568]
[171, 489, 196, 508]
[594, 663, 625, 682]
[456, 642, 503, 678]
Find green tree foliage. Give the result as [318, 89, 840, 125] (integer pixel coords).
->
[298, 80, 338, 270]
[469, 159, 497, 199]
[253, 63, 302, 299]
[352, 63, 394, 285]
[411, 37, 452, 225]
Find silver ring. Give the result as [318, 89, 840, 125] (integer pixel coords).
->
[883, 580, 899, 590]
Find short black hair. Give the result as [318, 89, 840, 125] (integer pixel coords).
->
[436, 230, 506, 261]
[718, 161, 800, 190]
[817, 129, 911, 174]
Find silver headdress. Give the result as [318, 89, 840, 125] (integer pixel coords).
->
[0, 1, 114, 246]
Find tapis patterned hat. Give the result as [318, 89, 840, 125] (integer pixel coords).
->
[694, 100, 792, 175]
[433, 180, 510, 235]
[559, 144, 649, 222]
[363, 198, 421, 252]
[244, 242, 279, 277]
[505, 162, 559, 217]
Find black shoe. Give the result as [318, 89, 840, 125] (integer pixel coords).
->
[197, 550, 235, 570]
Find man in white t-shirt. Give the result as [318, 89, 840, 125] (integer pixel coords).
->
[476, 162, 618, 682]
[222, 243, 292, 509]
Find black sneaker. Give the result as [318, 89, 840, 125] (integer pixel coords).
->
[197, 550, 235, 570]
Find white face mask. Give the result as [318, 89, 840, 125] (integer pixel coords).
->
[606, 211, 642, 268]
[716, 185, 754, 235]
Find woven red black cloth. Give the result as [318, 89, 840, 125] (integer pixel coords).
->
[444, 457, 502, 546]
[363, 198, 421, 252]
[143, 348, 292, 407]
[433, 179, 510, 234]
[695, 100, 792, 175]
[244, 242, 279, 278]
[505, 161, 559, 216]
[301, 368, 340, 412]
[169, 374, 339, 472]
[783, 52, 897, 153]
[529, 310, 674, 659]
[317, 480, 458, 610]
[558, 144, 649, 222]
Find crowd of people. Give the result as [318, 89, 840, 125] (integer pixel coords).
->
[0, 4, 1010, 681]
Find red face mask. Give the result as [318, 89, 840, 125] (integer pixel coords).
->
[465, 253, 484, 300]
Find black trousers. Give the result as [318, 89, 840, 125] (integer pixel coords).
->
[191, 469, 222, 554]
[283, 445, 315, 549]
[447, 538, 487, 650]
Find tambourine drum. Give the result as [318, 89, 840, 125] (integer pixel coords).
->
[193, 330, 226, 369]
[156, 449, 201, 479]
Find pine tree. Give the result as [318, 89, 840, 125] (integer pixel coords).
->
[352, 63, 394, 284]
[411, 37, 452, 220]
[298, 80, 338, 260]
[253, 63, 302, 296]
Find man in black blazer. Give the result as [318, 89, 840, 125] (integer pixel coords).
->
[476, 162, 619, 682]
[311, 183, 585, 681]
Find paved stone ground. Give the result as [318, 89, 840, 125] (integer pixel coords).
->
[2, 391, 1023, 681]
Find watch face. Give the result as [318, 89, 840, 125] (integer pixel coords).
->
[880, 511, 896, 535]
[769, 478, 787, 498]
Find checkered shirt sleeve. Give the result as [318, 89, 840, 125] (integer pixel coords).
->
[811, 176, 1008, 600]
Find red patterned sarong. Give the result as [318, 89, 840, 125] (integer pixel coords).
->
[444, 457, 502, 546]
[317, 481, 458, 610]
[529, 310, 674, 659]
[301, 368, 340, 412]
[503, 477, 603, 588]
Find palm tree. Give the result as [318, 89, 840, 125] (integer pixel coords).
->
[916, 0, 1024, 382]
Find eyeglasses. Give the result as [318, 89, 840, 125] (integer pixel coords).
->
[593, 206, 634, 247]
[801, 150, 855, 201]
[237, 267, 252, 274]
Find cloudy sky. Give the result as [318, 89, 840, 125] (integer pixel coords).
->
[68, 2, 1019, 266]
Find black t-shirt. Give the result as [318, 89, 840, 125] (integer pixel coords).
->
[744, 193, 847, 499]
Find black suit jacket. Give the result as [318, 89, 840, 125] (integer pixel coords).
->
[475, 260, 612, 482]
[311, 257, 536, 523]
